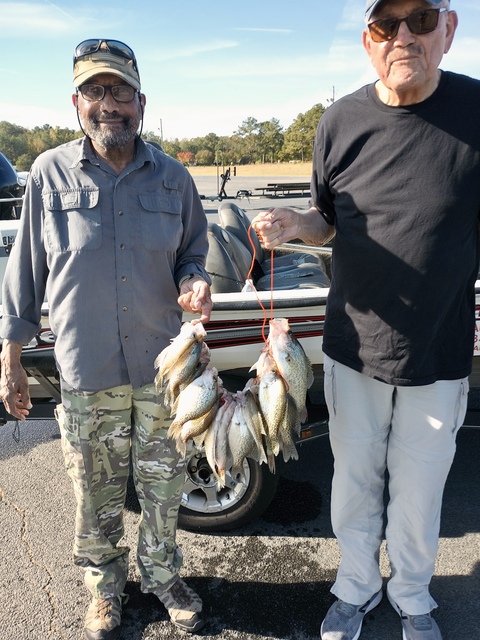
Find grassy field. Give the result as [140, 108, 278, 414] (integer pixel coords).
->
[187, 162, 312, 177]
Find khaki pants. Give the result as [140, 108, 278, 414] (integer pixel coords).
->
[323, 355, 468, 615]
[56, 382, 185, 599]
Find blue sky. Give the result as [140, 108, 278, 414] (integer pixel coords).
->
[1, 0, 479, 141]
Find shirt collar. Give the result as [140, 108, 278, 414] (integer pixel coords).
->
[69, 137, 99, 169]
[69, 136, 156, 170]
[139, 138, 158, 169]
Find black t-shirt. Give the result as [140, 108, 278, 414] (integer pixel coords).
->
[312, 71, 480, 385]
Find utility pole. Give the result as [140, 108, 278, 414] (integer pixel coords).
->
[159, 119, 164, 145]
[327, 86, 336, 106]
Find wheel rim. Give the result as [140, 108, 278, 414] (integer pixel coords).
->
[181, 450, 250, 514]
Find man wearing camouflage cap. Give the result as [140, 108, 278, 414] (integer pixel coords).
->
[253, 1, 480, 638]
[0, 39, 212, 638]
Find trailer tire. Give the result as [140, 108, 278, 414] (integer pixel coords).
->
[178, 453, 280, 532]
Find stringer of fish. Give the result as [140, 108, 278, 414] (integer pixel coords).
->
[154, 315, 314, 485]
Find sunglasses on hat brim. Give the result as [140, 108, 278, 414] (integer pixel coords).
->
[73, 39, 139, 73]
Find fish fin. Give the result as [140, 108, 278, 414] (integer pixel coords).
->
[167, 421, 182, 440]
[175, 440, 187, 456]
[154, 371, 164, 391]
[256, 441, 268, 465]
[170, 394, 180, 416]
[307, 367, 314, 389]
[299, 407, 308, 425]
[164, 385, 175, 413]
[271, 438, 281, 457]
[231, 463, 245, 477]
[267, 453, 276, 474]
[154, 348, 168, 371]
[192, 433, 206, 449]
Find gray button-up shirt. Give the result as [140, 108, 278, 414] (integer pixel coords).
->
[1, 137, 210, 391]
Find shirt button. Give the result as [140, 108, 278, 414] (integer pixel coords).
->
[118, 210, 124, 216]
[124, 336, 129, 340]
[120, 244, 126, 250]
[121, 276, 127, 282]
[123, 306, 128, 312]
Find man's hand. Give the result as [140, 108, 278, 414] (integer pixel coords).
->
[177, 277, 213, 324]
[252, 206, 335, 248]
[0, 340, 32, 420]
[251, 207, 301, 249]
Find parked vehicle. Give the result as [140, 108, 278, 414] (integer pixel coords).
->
[0, 152, 24, 220]
[1, 197, 479, 532]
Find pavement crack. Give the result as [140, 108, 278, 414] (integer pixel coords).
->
[0, 487, 67, 639]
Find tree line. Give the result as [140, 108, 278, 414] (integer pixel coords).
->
[0, 103, 326, 171]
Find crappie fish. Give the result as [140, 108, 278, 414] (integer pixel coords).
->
[179, 395, 220, 447]
[278, 393, 300, 463]
[160, 317, 306, 475]
[242, 383, 267, 465]
[256, 354, 287, 457]
[267, 317, 313, 428]
[154, 320, 207, 382]
[162, 342, 210, 411]
[228, 392, 257, 475]
[203, 391, 236, 487]
[168, 367, 219, 439]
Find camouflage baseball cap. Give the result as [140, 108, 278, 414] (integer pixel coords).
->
[73, 39, 141, 90]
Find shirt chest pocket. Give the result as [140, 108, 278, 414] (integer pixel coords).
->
[43, 189, 101, 252]
[139, 193, 183, 251]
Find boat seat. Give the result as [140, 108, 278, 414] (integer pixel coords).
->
[208, 223, 264, 282]
[217, 201, 324, 271]
[208, 222, 330, 291]
[256, 263, 330, 290]
[205, 227, 244, 293]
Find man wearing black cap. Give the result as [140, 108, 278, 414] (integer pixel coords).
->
[0, 39, 211, 638]
[253, 1, 480, 639]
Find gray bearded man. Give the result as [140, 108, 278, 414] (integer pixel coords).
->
[0, 39, 212, 639]
[253, 1, 480, 639]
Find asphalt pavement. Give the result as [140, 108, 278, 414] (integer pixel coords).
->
[1, 416, 479, 640]
[1, 181, 479, 639]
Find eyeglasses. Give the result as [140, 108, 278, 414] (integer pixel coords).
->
[78, 84, 137, 103]
[368, 8, 448, 43]
[74, 39, 139, 72]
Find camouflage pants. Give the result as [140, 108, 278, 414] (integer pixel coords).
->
[56, 381, 185, 599]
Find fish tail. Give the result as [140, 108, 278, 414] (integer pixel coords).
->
[280, 439, 299, 463]
[216, 468, 227, 488]
[270, 432, 281, 456]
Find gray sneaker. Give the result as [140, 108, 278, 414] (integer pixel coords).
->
[320, 589, 382, 640]
[387, 593, 442, 640]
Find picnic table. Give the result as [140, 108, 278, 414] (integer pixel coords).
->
[254, 182, 311, 197]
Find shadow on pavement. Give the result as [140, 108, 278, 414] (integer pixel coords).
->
[117, 562, 480, 640]
[119, 574, 337, 639]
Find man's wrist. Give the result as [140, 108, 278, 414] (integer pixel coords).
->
[179, 273, 200, 287]
[1, 340, 24, 366]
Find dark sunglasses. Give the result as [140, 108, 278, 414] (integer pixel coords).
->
[74, 39, 138, 72]
[368, 8, 448, 43]
[78, 84, 137, 103]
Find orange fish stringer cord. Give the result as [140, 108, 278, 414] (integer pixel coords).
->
[247, 223, 275, 344]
